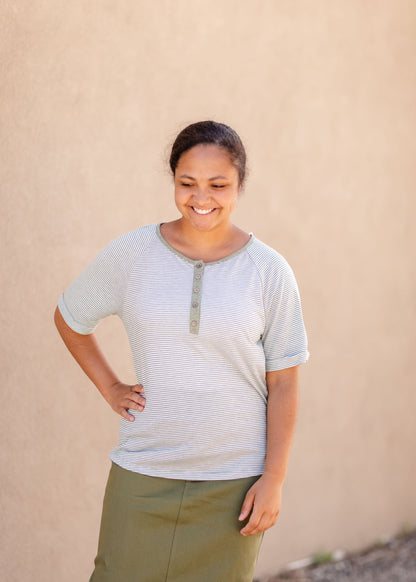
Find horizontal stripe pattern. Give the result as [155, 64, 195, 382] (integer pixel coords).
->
[58, 223, 309, 479]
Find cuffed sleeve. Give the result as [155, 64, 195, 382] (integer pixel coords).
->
[57, 235, 129, 334]
[57, 292, 97, 334]
[261, 256, 309, 372]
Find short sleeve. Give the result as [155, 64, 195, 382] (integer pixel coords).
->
[57, 237, 129, 335]
[261, 257, 309, 372]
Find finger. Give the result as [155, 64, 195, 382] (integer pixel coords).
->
[119, 407, 135, 422]
[132, 384, 145, 395]
[128, 392, 146, 406]
[126, 401, 145, 412]
[243, 513, 268, 536]
[239, 490, 255, 521]
[251, 510, 280, 535]
[240, 511, 264, 536]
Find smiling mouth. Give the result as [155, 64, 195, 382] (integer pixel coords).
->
[192, 207, 216, 215]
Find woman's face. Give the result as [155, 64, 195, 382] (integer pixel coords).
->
[174, 144, 241, 233]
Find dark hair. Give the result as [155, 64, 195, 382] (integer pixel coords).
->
[169, 121, 247, 186]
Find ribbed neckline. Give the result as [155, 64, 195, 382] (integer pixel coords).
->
[156, 223, 254, 266]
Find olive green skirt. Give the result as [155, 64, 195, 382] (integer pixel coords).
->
[89, 462, 264, 582]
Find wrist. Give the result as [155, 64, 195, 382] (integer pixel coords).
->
[261, 469, 286, 486]
[99, 379, 121, 401]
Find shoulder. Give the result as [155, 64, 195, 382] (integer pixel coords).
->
[246, 237, 295, 281]
[89, 224, 158, 275]
[108, 223, 157, 248]
[100, 223, 158, 258]
[246, 238, 304, 310]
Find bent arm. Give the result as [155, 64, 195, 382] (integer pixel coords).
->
[54, 306, 120, 398]
[54, 306, 145, 420]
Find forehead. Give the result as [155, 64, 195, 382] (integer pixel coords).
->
[176, 144, 237, 176]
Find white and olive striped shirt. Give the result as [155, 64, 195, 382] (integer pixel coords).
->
[58, 223, 309, 480]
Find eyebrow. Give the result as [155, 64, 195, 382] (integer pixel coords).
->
[178, 174, 228, 181]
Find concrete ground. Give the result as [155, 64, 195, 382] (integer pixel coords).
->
[258, 529, 416, 582]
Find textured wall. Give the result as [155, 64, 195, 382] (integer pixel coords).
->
[1, 1, 416, 580]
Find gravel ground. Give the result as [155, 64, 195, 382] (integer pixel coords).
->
[259, 529, 416, 582]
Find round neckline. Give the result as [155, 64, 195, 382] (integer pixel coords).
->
[156, 223, 254, 266]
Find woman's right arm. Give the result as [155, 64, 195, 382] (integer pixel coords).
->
[54, 306, 145, 421]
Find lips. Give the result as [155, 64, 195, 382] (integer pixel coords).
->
[192, 207, 216, 215]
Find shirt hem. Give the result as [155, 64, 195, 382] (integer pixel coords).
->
[109, 455, 265, 481]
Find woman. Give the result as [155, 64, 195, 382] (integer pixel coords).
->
[54, 120, 309, 582]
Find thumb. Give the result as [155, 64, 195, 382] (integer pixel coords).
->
[239, 489, 255, 521]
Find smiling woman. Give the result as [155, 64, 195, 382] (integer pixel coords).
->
[163, 142, 247, 260]
[161, 122, 249, 261]
[54, 120, 309, 582]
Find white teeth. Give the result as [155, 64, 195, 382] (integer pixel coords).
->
[193, 207, 214, 215]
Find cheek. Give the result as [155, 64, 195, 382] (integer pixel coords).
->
[174, 188, 187, 206]
[228, 192, 240, 209]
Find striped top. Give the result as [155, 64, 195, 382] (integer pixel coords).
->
[58, 223, 309, 480]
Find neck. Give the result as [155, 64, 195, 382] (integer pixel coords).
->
[175, 218, 236, 249]
[160, 219, 250, 263]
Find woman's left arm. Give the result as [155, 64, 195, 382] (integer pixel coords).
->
[239, 365, 299, 536]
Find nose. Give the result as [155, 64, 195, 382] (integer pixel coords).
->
[192, 186, 211, 204]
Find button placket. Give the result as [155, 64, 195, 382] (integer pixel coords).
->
[190, 262, 204, 334]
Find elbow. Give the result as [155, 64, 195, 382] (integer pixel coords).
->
[54, 305, 62, 331]
[54, 305, 68, 335]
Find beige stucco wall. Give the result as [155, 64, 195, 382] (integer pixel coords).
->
[1, 1, 416, 580]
